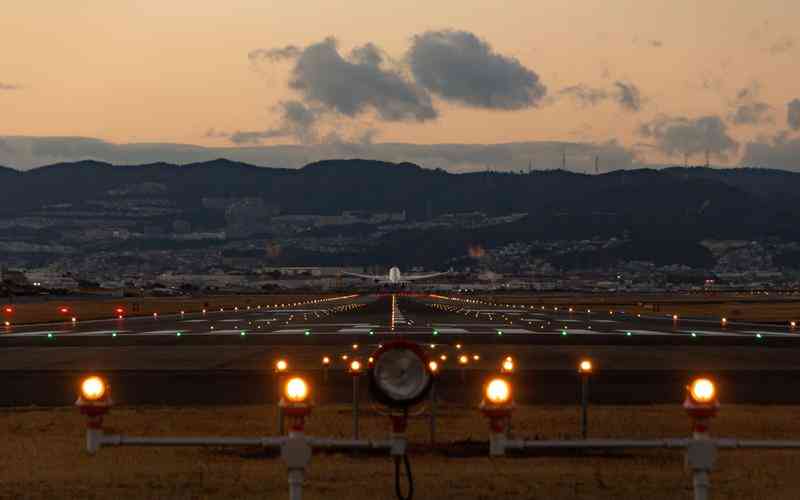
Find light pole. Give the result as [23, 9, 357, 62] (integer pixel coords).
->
[578, 359, 594, 439]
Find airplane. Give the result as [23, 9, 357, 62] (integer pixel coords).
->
[344, 266, 448, 285]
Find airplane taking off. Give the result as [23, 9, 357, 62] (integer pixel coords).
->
[345, 266, 448, 285]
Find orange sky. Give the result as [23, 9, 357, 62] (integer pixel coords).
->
[1, 0, 798, 165]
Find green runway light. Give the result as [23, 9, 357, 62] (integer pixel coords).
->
[369, 330, 374, 335]
[756, 333, 763, 339]
[497, 330, 503, 336]
[626, 331, 632, 336]
[304, 330, 311, 336]
[240, 331, 247, 336]
[561, 330, 567, 336]
[691, 332, 697, 338]
[47, 333, 54, 339]
[433, 330, 439, 336]
[112, 332, 117, 338]
[176, 332, 182, 337]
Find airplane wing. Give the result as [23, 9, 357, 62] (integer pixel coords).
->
[343, 272, 384, 281]
[402, 271, 449, 281]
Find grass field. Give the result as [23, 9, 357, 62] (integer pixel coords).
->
[0, 294, 341, 325]
[3, 403, 800, 499]
[479, 293, 800, 323]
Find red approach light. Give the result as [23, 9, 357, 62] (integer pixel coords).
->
[114, 307, 125, 315]
[59, 307, 70, 314]
[3, 306, 13, 315]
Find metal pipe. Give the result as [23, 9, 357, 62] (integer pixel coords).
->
[101, 435, 286, 447]
[505, 438, 691, 450]
[288, 469, 304, 500]
[716, 439, 800, 449]
[308, 438, 393, 449]
[277, 374, 285, 435]
[580, 375, 588, 439]
[429, 380, 437, 446]
[693, 470, 710, 500]
[353, 375, 360, 440]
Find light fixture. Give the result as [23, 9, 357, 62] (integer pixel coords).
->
[368, 340, 433, 409]
[284, 377, 310, 403]
[578, 359, 593, 374]
[485, 378, 511, 405]
[80, 376, 107, 401]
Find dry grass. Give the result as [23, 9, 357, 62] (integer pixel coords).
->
[2, 404, 800, 499]
[1, 294, 338, 325]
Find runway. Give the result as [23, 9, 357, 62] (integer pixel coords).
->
[3, 293, 800, 406]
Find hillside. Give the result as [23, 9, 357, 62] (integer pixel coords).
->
[2, 159, 800, 270]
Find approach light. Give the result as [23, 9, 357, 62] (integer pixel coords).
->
[501, 358, 514, 373]
[352, 344, 359, 350]
[485, 378, 511, 405]
[440, 354, 447, 362]
[472, 354, 480, 361]
[721, 317, 727, 326]
[3, 306, 13, 314]
[458, 355, 469, 365]
[791, 321, 797, 329]
[275, 359, 288, 373]
[284, 377, 310, 403]
[579, 359, 593, 374]
[322, 356, 331, 366]
[3, 321, 9, 327]
[672, 314, 679, 321]
[688, 378, 716, 404]
[428, 361, 439, 373]
[368, 340, 433, 409]
[80, 376, 107, 401]
[59, 307, 70, 314]
[349, 360, 362, 373]
[455, 343, 462, 349]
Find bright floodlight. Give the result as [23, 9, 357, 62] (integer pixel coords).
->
[285, 377, 309, 403]
[689, 378, 716, 404]
[486, 379, 511, 404]
[275, 359, 288, 373]
[579, 360, 593, 374]
[81, 376, 107, 401]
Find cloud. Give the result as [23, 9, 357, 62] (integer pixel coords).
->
[284, 37, 437, 122]
[248, 46, 302, 63]
[558, 81, 642, 111]
[0, 82, 21, 91]
[613, 81, 642, 112]
[407, 29, 547, 110]
[767, 36, 794, 55]
[788, 99, 800, 130]
[0, 135, 640, 173]
[230, 100, 320, 145]
[638, 115, 739, 160]
[648, 40, 663, 48]
[559, 84, 609, 107]
[730, 102, 773, 125]
[728, 83, 773, 126]
[742, 134, 800, 171]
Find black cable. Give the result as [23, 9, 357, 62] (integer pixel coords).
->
[394, 454, 414, 500]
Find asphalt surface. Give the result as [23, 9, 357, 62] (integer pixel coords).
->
[2, 293, 800, 406]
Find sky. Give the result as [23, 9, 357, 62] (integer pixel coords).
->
[2, 0, 800, 171]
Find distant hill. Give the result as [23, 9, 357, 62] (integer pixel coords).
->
[2, 159, 800, 266]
